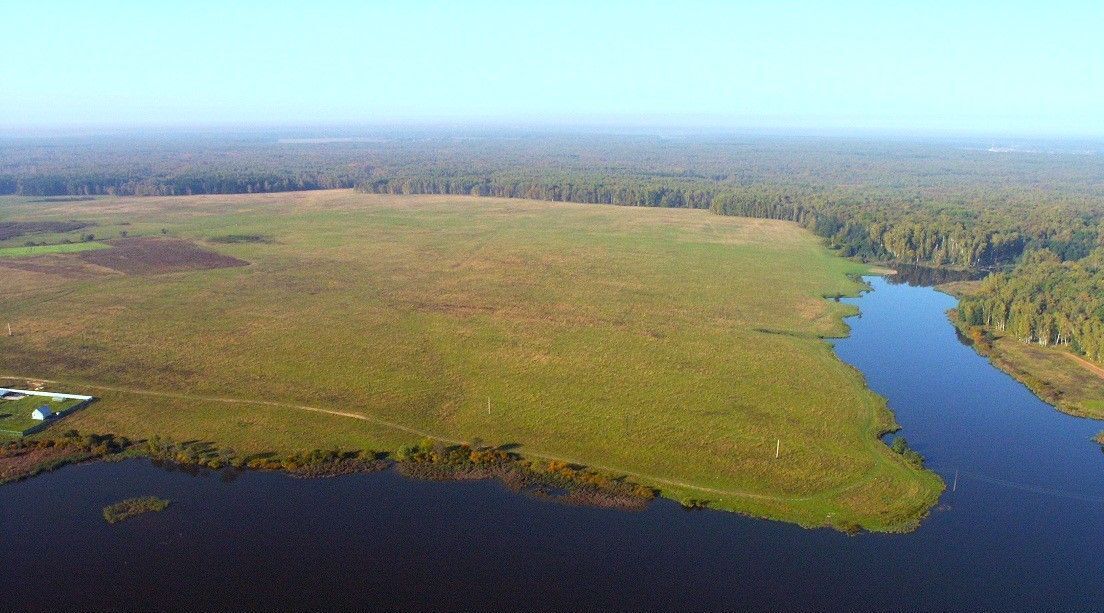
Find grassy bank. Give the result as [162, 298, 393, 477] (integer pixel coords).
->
[0, 190, 942, 531]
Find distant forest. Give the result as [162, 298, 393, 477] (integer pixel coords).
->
[3, 131, 1104, 362]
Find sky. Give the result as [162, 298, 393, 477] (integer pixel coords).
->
[2, 0, 1102, 136]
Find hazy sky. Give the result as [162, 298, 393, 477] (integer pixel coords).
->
[3, 0, 1102, 135]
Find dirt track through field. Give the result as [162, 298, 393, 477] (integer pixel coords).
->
[0, 373, 815, 504]
[1067, 352, 1104, 381]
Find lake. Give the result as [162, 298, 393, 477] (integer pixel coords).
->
[2, 276, 1102, 610]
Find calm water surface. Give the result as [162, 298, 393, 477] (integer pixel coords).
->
[2, 276, 1103, 610]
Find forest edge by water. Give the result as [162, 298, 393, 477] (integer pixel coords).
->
[941, 280, 1104, 422]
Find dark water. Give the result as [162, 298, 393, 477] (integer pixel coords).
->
[3, 277, 1103, 610]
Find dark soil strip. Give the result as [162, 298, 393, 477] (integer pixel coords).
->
[0, 221, 92, 241]
[80, 237, 248, 274]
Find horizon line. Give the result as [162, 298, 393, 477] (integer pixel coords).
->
[3, 122, 1104, 142]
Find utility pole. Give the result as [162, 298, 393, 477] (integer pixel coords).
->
[487, 397, 491, 416]
[6, 322, 11, 337]
[775, 438, 780, 459]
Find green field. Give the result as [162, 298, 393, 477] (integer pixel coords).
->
[0, 190, 942, 530]
[0, 242, 109, 258]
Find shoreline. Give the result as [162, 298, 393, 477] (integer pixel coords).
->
[0, 263, 944, 533]
[1, 406, 941, 532]
[0, 434, 657, 514]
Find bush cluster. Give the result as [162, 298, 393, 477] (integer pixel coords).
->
[889, 436, 925, 467]
[144, 436, 381, 474]
[396, 438, 655, 502]
[1, 431, 130, 457]
[537, 459, 655, 500]
[145, 436, 242, 469]
[397, 438, 512, 466]
[278, 448, 377, 471]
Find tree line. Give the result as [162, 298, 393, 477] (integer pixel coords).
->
[3, 172, 358, 197]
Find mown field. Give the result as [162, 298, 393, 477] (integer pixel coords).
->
[0, 190, 941, 530]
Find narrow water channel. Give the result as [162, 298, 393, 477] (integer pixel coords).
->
[1, 276, 1102, 610]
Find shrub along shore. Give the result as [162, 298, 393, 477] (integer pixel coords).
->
[0, 432, 658, 514]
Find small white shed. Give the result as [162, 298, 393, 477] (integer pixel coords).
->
[31, 406, 55, 421]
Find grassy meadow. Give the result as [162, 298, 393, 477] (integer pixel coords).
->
[0, 190, 942, 530]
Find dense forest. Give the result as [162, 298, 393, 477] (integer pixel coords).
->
[4, 130, 1104, 361]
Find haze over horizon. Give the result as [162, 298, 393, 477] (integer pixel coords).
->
[4, 0, 1103, 137]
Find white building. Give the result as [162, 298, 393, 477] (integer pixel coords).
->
[31, 406, 55, 421]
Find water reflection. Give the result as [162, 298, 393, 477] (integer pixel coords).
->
[886, 263, 987, 286]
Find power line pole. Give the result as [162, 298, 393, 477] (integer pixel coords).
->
[775, 438, 780, 459]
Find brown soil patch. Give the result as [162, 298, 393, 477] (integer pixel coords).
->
[80, 237, 249, 275]
[0, 221, 92, 241]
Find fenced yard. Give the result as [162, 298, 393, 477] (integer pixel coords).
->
[0, 389, 94, 437]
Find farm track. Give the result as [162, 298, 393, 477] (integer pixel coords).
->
[0, 372, 863, 505]
[1067, 351, 1104, 381]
